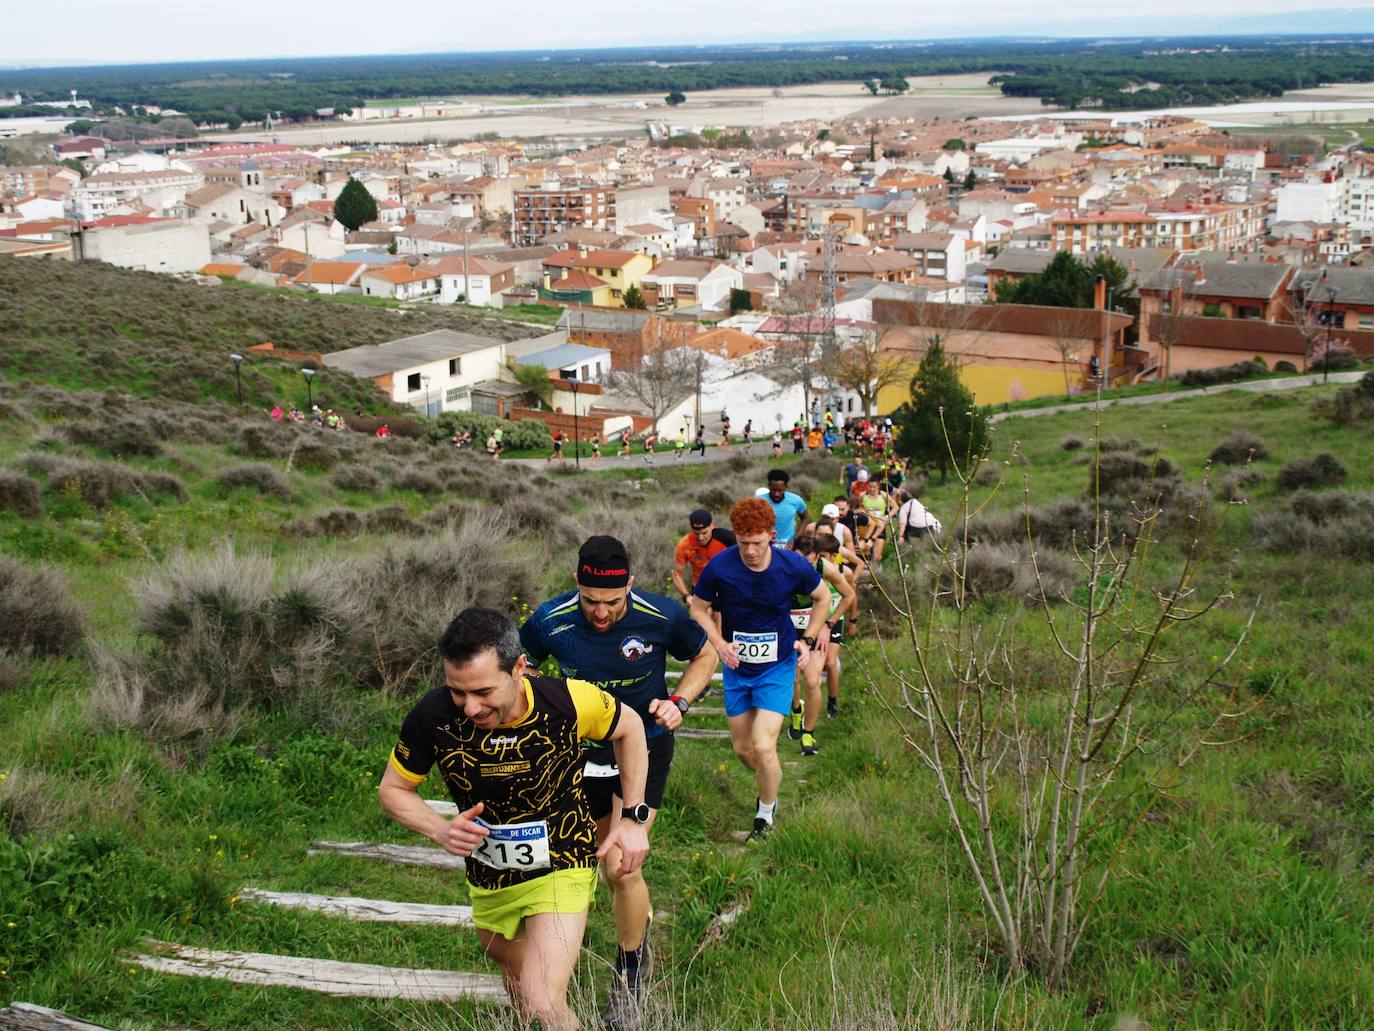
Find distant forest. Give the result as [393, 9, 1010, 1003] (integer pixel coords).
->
[5, 37, 1374, 128]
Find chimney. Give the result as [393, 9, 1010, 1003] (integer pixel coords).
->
[1093, 275, 1106, 310]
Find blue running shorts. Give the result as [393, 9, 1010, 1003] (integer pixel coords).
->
[722, 655, 798, 717]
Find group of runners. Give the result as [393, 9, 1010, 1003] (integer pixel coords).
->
[379, 448, 940, 1029]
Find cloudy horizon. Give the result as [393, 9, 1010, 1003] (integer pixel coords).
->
[3, 1, 1374, 68]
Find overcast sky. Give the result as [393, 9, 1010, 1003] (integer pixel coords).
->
[3, 1, 1369, 66]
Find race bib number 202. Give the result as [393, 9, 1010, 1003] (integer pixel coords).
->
[733, 631, 779, 664]
[471, 818, 552, 871]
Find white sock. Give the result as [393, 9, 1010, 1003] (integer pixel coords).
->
[756, 799, 777, 823]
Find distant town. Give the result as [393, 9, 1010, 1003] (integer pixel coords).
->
[2, 76, 1371, 433]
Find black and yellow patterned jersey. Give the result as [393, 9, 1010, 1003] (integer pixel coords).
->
[388, 673, 622, 890]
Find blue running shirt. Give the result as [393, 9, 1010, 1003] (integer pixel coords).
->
[692, 546, 821, 667]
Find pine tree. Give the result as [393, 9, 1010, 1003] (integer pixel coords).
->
[895, 339, 988, 483]
[622, 284, 647, 309]
[334, 177, 379, 231]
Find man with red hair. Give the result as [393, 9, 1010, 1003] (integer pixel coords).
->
[688, 496, 832, 841]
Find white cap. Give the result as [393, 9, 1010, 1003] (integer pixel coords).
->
[754, 486, 769, 497]
[857, 469, 870, 481]
[821, 503, 840, 518]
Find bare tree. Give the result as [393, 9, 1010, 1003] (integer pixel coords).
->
[1047, 314, 1086, 399]
[868, 417, 1256, 986]
[828, 327, 912, 418]
[605, 327, 700, 431]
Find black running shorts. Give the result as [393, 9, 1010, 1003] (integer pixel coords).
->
[582, 732, 675, 819]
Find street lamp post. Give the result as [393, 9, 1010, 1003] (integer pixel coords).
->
[559, 369, 580, 470]
[229, 353, 244, 407]
[1324, 285, 1339, 384]
[422, 374, 432, 417]
[301, 367, 316, 410]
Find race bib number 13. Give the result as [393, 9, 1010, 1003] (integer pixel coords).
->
[733, 631, 779, 664]
[471, 818, 552, 871]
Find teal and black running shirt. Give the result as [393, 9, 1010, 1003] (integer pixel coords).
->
[519, 588, 707, 742]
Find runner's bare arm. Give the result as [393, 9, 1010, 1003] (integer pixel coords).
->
[688, 594, 738, 668]
[822, 558, 855, 616]
[378, 764, 488, 855]
[648, 640, 718, 728]
[796, 580, 832, 671]
[600, 706, 650, 874]
[671, 561, 692, 600]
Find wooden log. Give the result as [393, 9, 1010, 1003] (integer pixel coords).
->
[665, 671, 722, 681]
[0, 1003, 113, 1030]
[130, 941, 508, 1004]
[687, 706, 725, 716]
[237, 888, 473, 926]
[307, 841, 465, 870]
[674, 728, 731, 740]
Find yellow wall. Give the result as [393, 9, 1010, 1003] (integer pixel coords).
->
[875, 360, 1072, 413]
[586, 254, 653, 307]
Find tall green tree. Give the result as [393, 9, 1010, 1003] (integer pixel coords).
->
[334, 177, 379, 231]
[621, 284, 647, 309]
[963, 169, 976, 190]
[895, 339, 988, 483]
[994, 251, 1134, 311]
[665, 90, 686, 106]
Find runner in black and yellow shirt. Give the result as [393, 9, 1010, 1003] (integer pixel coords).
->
[378, 607, 648, 1031]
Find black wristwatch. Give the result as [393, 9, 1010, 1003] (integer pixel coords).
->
[669, 693, 690, 714]
[621, 803, 651, 824]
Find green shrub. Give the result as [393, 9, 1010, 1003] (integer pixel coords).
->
[1276, 453, 1346, 492]
[1310, 371, 1374, 425]
[65, 417, 163, 457]
[1180, 357, 1268, 388]
[1060, 435, 1085, 451]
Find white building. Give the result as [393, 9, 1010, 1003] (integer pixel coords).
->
[81, 219, 211, 272]
[73, 167, 204, 220]
[322, 329, 509, 415]
[1275, 179, 1344, 224]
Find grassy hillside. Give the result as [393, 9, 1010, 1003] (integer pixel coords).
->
[1, 340, 1372, 1027]
[0, 259, 535, 413]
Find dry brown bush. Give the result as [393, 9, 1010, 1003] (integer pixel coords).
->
[1208, 431, 1269, 465]
[331, 464, 383, 493]
[22, 453, 186, 508]
[934, 541, 1076, 604]
[0, 469, 43, 517]
[0, 556, 85, 656]
[111, 514, 554, 739]
[215, 463, 293, 501]
[1276, 454, 1347, 492]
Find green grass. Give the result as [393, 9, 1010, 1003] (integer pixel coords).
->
[2, 381, 1373, 1027]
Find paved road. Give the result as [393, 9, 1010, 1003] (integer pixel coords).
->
[505, 440, 800, 468]
[990, 371, 1364, 423]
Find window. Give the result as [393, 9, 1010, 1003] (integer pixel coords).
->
[1360, 314, 1373, 329]
[580, 364, 590, 380]
[407, 373, 421, 392]
[471, 392, 500, 416]
[449, 357, 461, 376]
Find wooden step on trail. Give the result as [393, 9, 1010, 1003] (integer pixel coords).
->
[666, 671, 722, 682]
[674, 727, 731, 740]
[0, 1003, 113, 1030]
[129, 940, 508, 1003]
[238, 888, 473, 926]
[688, 706, 725, 716]
[307, 840, 464, 870]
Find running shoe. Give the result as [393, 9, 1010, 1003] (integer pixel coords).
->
[746, 817, 772, 843]
[800, 732, 818, 756]
[787, 702, 804, 740]
[826, 699, 839, 719]
[605, 920, 653, 1029]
